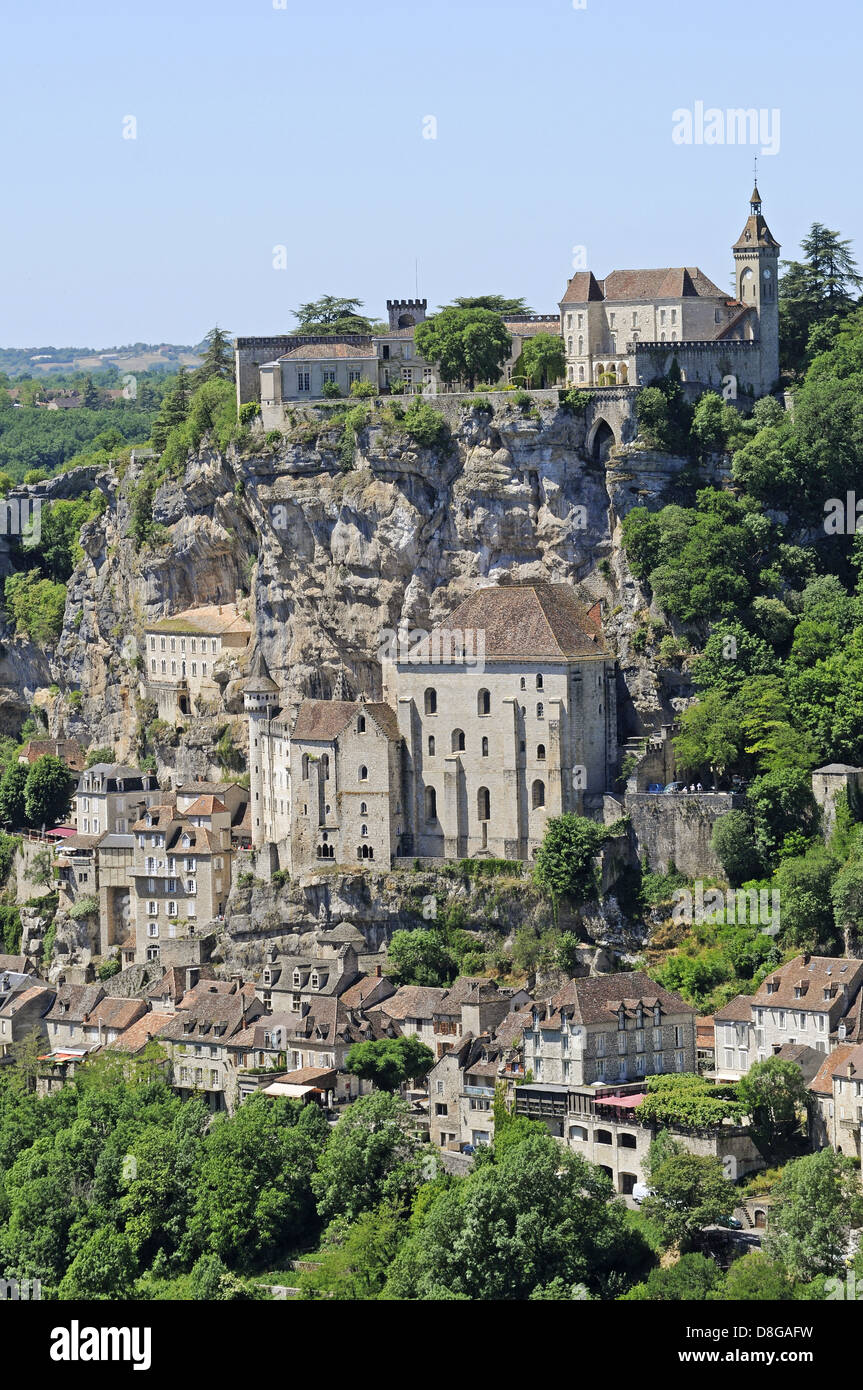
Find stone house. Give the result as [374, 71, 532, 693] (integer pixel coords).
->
[275, 996, 401, 1103]
[156, 979, 263, 1112]
[515, 1079, 764, 1198]
[144, 603, 251, 720]
[0, 984, 55, 1057]
[145, 964, 217, 1014]
[714, 956, 863, 1080]
[254, 926, 377, 1012]
[376, 986, 449, 1051]
[73, 764, 160, 837]
[44, 984, 145, 1053]
[130, 801, 233, 966]
[523, 973, 697, 1087]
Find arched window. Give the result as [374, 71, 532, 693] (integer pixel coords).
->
[595, 1129, 613, 1145]
[360, 801, 368, 815]
[425, 786, 437, 821]
[301, 753, 310, 780]
[617, 1132, 637, 1149]
[520, 676, 526, 690]
[361, 824, 368, 837]
[536, 702, 544, 719]
[569, 1124, 588, 1142]
[536, 673, 543, 690]
[428, 735, 435, 756]
[477, 787, 490, 822]
[424, 688, 437, 715]
[481, 736, 489, 757]
[452, 728, 465, 752]
[478, 689, 491, 716]
[537, 744, 546, 761]
[532, 780, 545, 809]
[567, 336, 572, 353]
[578, 364, 585, 382]
[358, 765, 368, 782]
[357, 715, 366, 733]
[577, 335, 583, 354]
[321, 753, 330, 780]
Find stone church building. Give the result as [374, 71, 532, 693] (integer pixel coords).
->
[247, 583, 617, 873]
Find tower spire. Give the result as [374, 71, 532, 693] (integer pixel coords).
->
[750, 158, 761, 214]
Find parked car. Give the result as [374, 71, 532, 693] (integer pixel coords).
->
[663, 781, 685, 794]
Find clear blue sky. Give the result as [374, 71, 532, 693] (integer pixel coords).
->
[2, 0, 860, 346]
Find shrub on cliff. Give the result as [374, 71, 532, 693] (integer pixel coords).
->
[3, 569, 66, 645]
[532, 813, 607, 912]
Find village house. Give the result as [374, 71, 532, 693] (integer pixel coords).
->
[713, 955, 863, 1081]
[73, 763, 160, 837]
[254, 924, 379, 1012]
[0, 983, 55, 1057]
[129, 798, 234, 966]
[523, 973, 697, 1087]
[273, 996, 401, 1105]
[515, 1077, 764, 1198]
[144, 602, 251, 720]
[156, 978, 263, 1112]
[43, 984, 146, 1053]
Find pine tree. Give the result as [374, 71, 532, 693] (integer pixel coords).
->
[196, 326, 234, 383]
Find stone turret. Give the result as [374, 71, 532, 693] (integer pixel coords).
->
[386, 298, 427, 330]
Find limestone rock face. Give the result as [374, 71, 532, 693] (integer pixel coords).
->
[2, 396, 689, 790]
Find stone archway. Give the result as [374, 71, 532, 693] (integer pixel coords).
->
[587, 418, 616, 462]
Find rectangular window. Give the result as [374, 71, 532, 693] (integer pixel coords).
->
[297, 370, 310, 392]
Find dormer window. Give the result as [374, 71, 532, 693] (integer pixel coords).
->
[293, 971, 301, 987]
[311, 974, 319, 990]
[617, 1008, 626, 1031]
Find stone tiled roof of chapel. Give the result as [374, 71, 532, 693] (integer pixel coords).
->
[291, 699, 400, 743]
[431, 583, 607, 660]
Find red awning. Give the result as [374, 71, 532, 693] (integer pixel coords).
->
[595, 1093, 646, 1108]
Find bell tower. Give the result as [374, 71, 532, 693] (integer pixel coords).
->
[732, 179, 781, 392]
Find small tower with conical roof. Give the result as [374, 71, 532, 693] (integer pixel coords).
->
[732, 181, 781, 392]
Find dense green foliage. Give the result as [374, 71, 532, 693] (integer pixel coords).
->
[415, 308, 512, 390]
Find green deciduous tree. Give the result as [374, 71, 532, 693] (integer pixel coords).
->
[23, 755, 73, 828]
[385, 928, 459, 987]
[346, 1035, 435, 1092]
[641, 1153, 737, 1251]
[415, 308, 512, 390]
[764, 1149, 863, 1281]
[311, 1092, 428, 1228]
[532, 813, 607, 911]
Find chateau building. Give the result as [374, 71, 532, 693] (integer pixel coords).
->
[241, 185, 779, 431]
[247, 582, 617, 871]
[560, 185, 780, 398]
